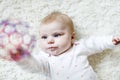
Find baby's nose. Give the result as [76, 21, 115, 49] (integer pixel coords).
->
[48, 37, 54, 44]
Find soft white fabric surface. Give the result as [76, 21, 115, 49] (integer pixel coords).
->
[0, 0, 120, 80]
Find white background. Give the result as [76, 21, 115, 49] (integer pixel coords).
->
[0, 0, 120, 80]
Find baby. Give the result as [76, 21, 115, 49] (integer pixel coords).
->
[11, 12, 120, 80]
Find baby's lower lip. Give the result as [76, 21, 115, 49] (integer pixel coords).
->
[48, 47, 57, 51]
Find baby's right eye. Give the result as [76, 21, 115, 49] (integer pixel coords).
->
[41, 36, 47, 39]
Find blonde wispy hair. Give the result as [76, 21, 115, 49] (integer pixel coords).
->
[41, 11, 74, 33]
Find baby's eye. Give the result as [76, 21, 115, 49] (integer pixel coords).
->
[53, 33, 61, 37]
[41, 36, 47, 39]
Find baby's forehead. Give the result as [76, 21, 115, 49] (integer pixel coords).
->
[40, 21, 69, 31]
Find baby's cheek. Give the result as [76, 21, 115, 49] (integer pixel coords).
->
[39, 43, 45, 50]
[63, 40, 71, 47]
[40, 45, 45, 49]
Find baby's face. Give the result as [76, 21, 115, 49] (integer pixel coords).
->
[39, 21, 74, 56]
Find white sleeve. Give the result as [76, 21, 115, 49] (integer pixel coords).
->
[16, 43, 51, 77]
[74, 35, 115, 56]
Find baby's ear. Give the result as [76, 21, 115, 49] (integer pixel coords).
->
[71, 32, 75, 43]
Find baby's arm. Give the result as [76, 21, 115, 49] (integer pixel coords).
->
[76, 35, 119, 56]
[10, 47, 50, 76]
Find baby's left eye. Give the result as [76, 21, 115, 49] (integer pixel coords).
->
[53, 34, 61, 37]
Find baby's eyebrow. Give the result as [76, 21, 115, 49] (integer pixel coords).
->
[52, 32, 64, 34]
[40, 34, 48, 36]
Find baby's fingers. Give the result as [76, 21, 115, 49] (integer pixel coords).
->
[112, 37, 120, 45]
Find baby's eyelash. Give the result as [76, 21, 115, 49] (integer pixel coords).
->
[41, 36, 47, 39]
[53, 33, 64, 37]
[54, 34, 61, 37]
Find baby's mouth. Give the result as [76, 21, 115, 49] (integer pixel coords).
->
[48, 47, 58, 51]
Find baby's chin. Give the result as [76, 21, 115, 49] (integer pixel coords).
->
[46, 47, 72, 56]
[46, 51, 63, 56]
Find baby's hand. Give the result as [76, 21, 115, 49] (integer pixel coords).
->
[9, 47, 30, 61]
[112, 36, 120, 45]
